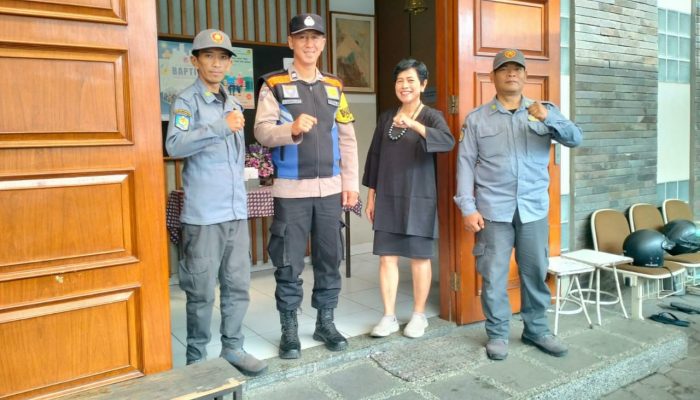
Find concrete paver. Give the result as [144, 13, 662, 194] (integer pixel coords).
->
[242, 290, 700, 399]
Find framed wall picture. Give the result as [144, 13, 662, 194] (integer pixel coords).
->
[330, 12, 375, 93]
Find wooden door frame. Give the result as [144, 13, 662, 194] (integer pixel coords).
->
[435, 0, 562, 325]
[435, 0, 460, 323]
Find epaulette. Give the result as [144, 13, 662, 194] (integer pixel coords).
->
[321, 72, 344, 89]
[260, 69, 291, 89]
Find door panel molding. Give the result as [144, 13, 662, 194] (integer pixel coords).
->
[0, 172, 137, 279]
[0, 0, 126, 24]
[476, 0, 549, 57]
[0, 288, 142, 398]
[0, 44, 131, 148]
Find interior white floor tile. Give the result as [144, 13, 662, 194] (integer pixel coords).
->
[170, 252, 441, 362]
[341, 275, 379, 294]
[342, 287, 412, 311]
[242, 335, 279, 360]
[333, 308, 385, 337]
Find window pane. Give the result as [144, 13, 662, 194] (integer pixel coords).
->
[679, 61, 690, 83]
[658, 8, 666, 32]
[561, 50, 569, 75]
[667, 59, 678, 81]
[668, 10, 678, 34]
[680, 37, 691, 60]
[659, 34, 666, 57]
[561, 18, 569, 47]
[679, 13, 691, 35]
[667, 35, 678, 58]
[659, 58, 666, 81]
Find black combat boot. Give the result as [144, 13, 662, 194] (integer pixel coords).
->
[279, 310, 301, 359]
[313, 308, 348, 351]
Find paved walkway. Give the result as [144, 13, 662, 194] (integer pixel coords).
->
[238, 290, 700, 399]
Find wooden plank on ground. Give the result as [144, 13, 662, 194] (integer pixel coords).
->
[69, 358, 244, 400]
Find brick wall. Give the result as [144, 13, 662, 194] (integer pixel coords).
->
[572, 0, 659, 249]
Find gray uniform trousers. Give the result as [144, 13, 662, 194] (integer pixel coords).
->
[179, 220, 251, 363]
[268, 194, 344, 311]
[473, 211, 551, 340]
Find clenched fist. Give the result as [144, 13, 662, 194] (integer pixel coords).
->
[225, 110, 245, 132]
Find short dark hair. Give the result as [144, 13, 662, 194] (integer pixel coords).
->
[392, 58, 429, 83]
[191, 48, 233, 58]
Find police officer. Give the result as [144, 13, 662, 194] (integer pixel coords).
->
[254, 13, 359, 359]
[454, 49, 582, 361]
[166, 29, 267, 376]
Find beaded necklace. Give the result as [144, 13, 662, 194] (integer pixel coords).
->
[387, 102, 422, 141]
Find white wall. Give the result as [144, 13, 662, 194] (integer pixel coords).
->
[658, 0, 691, 13]
[657, 82, 691, 182]
[656, 0, 692, 184]
[330, 0, 376, 253]
[329, 0, 374, 15]
[560, 75, 571, 195]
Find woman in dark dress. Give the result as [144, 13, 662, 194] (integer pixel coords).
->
[363, 59, 454, 338]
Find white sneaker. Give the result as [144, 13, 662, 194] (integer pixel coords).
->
[370, 315, 399, 337]
[403, 313, 428, 338]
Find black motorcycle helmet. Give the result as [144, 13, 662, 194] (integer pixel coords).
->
[622, 229, 675, 267]
[663, 220, 700, 255]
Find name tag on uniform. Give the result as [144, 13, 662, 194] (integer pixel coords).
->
[327, 99, 339, 107]
[282, 84, 299, 99]
[282, 99, 303, 105]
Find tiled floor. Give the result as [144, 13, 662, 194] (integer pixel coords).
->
[170, 253, 441, 367]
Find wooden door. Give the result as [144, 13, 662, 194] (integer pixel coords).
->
[0, 1, 171, 398]
[436, 0, 561, 324]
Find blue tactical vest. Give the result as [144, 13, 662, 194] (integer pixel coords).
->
[260, 70, 344, 179]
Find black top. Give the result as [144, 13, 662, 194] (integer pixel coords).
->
[362, 105, 455, 238]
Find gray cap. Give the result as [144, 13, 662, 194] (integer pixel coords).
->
[493, 48, 526, 70]
[192, 29, 235, 56]
[289, 13, 325, 35]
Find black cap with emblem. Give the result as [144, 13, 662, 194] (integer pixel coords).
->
[289, 13, 325, 35]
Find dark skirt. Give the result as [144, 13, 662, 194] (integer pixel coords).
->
[373, 230, 435, 259]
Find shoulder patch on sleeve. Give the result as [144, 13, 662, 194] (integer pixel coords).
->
[173, 108, 191, 117]
[335, 93, 354, 124]
[174, 114, 191, 131]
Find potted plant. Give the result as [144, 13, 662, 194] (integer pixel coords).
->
[245, 143, 274, 186]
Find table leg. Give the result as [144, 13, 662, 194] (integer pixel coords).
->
[574, 275, 593, 329]
[262, 216, 269, 263]
[250, 219, 257, 266]
[612, 267, 628, 319]
[596, 269, 602, 326]
[554, 277, 561, 335]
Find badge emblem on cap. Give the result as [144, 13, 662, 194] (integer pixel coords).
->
[503, 50, 517, 59]
[304, 16, 315, 27]
[210, 31, 224, 44]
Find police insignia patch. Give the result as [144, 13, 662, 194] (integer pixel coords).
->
[211, 31, 224, 43]
[174, 114, 190, 131]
